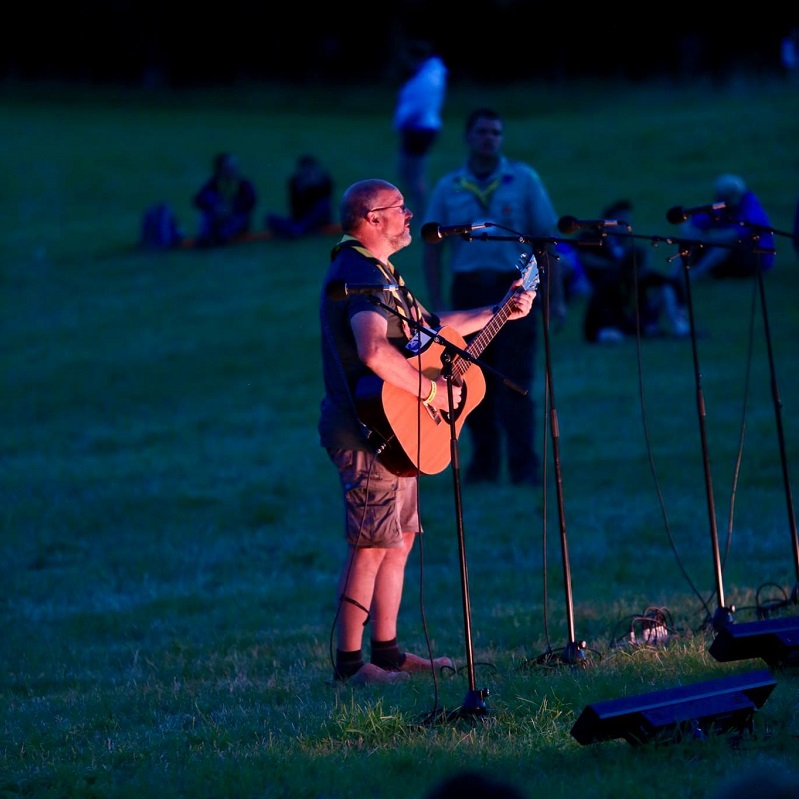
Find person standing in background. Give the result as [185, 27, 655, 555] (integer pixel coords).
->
[423, 107, 565, 487]
[393, 38, 447, 226]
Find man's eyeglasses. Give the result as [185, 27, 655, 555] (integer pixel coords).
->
[367, 202, 409, 214]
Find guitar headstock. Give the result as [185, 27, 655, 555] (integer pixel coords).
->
[516, 252, 540, 291]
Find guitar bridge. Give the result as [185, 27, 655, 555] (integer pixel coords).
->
[423, 404, 443, 425]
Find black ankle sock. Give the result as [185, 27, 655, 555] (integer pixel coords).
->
[370, 638, 404, 670]
[335, 649, 364, 680]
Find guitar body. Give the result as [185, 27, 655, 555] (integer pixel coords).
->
[355, 326, 486, 476]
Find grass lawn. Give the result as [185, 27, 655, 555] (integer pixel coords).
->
[2, 74, 799, 798]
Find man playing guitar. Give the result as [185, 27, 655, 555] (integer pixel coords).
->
[319, 178, 537, 685]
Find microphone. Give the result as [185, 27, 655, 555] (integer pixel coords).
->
[421, 221, 492, 243]
[666, 202, 728, 224]
[557, 216, 624, 235]
[325, 281, 400, 301]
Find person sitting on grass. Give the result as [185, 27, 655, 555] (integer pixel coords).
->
[266, 154, 334, 239]
[677, 173, 775, 279]
[194, 152, 257, 247]
[575, 199, 689, 343]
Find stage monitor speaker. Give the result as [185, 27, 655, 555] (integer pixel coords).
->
[709, 615, 799, 668]
[570, 669, 777, 746]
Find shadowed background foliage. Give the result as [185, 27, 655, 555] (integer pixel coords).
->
[4, 9, 799, 86]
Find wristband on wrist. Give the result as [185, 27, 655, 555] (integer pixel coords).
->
[422, 379, 437, 405]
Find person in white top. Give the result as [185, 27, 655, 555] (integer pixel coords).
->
[393, 39, 447, 225]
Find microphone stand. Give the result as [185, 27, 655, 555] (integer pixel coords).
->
[362, 294, 527, 722]
[668, 237, 735, 632]
[566, 221, 797, 626]
[534, 239, 586, 665]
[665, 220, 798, 624]
[585, 224, 744, 631]
[560, 225, 736, 641]
[440, 347, 489, 720]
[738, 221, 799, 607]
[467, 225, 588, 666]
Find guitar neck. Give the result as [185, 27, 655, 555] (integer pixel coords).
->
[452, 296, 516, 380]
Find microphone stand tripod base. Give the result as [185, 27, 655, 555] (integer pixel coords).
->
[445, 688, 491, 723]
[711, 606, 735, 633]
[526, 641, 590, 669]
[563, 641, 588, 665]
[419, 690, 491, 727]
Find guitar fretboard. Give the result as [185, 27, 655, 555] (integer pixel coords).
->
[453, 303, 514, 380]
[452, 254, 539, 380]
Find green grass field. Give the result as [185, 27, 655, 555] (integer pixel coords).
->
[2, 75, 799, 798]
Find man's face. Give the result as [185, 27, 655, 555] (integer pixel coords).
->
[467, 117, 503, 157]
[369, 192, 412, 250]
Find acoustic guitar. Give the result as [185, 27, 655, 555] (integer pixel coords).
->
[355, 252, 539, 476]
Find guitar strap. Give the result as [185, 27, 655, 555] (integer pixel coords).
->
[331, 236, 425, 341]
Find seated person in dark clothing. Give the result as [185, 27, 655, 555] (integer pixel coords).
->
[678, 173, 775, 278]
[266, 154, 334, 238]
[194, 152, 257, 247]
[576, 200, 688, 343]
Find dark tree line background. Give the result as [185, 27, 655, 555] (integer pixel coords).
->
[5, 4, 798, 88]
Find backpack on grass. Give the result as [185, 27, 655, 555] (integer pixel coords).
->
[140, 203, 184, 250]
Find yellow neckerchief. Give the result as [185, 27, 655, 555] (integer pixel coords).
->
[458, 174, 501, 210]
[331, 235, 421, 338]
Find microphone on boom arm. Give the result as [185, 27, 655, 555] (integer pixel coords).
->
[557, 216, 626, 235]
[666, 202, 728, 224]
[421, 221, 492, 243]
